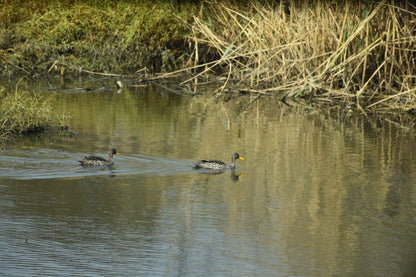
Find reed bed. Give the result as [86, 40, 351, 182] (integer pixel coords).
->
[187, 1, 416, 113]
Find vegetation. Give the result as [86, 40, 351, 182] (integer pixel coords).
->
[0, 82, 69, 141]
[186, 1, 416, 114]
[1, 0, 416, 129]
[0, 0, 195, 140]
[0, 0, 201, 75]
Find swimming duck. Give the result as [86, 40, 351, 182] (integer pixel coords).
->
[194, 152, 244, 171]
[78, 148, 119, 166]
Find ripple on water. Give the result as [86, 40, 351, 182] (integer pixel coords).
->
[0, 149, 195, 180]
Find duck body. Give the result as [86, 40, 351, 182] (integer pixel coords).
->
[194, 159, 229, 170]
[79, 148, 119, 166]
[194, 152, 244, 171]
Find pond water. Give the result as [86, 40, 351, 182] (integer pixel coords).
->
[1, 77, 416, 276]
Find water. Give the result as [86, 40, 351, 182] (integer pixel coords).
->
[1, 78, 416, 276]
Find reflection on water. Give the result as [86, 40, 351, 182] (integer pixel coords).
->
[1, 79, 416, 276]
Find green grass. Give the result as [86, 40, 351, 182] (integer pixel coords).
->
[0, 83, 69, 141]
[1, 0, 199, 75]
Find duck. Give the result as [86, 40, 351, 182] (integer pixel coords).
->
[194, 152, 244, 171]
[78, 148, 119, 166]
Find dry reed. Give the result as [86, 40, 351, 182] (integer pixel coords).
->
[186, 1, 416, 113]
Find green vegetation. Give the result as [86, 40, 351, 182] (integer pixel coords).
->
[0, 83, 69, 141]
[1, 0, 200, 75]
[0, 0, 196, 140]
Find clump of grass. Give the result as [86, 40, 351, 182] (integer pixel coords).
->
[188, 1, 416, 112]
[0, 83, 69, 141]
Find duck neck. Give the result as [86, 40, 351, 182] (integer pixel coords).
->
[230, 156, 236, 168]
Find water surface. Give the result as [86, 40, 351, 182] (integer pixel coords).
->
[1, 78, 416, 276]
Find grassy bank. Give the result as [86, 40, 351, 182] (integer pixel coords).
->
[1, 0, 416, 123]
[0, 0, 197, 140]
[0, 83, 69, 142]
[1, 0, 205, 76]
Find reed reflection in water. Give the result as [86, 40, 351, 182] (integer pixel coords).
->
[0, 81, 415, 276]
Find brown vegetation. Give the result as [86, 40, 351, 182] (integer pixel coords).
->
[184, 1, 416, 115]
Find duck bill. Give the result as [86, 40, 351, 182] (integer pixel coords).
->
[239, 156, 245, 160]
[116, 152, 120, 155]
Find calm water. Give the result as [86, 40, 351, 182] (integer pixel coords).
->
[1, 78, 416, 276]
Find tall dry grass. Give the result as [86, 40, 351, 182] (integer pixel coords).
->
[188, 1, 416, 112]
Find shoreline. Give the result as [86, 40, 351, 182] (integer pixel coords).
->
[1, 0, 416, 132]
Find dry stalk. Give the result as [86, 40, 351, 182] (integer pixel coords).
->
[175, 0, 416, 114]
[366, 88, 416, 109]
